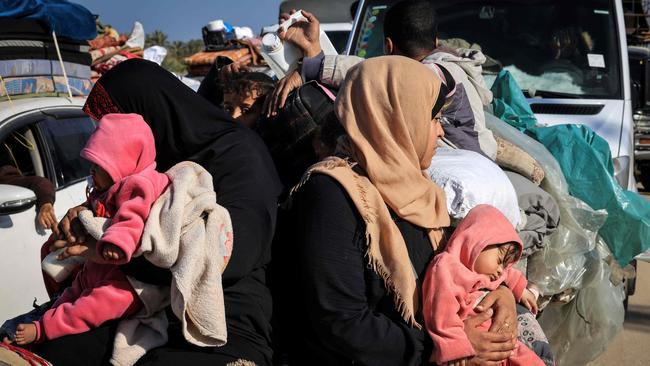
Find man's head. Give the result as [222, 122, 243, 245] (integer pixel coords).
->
[221, 72, 275, 128]
[383, 0, 438, 60]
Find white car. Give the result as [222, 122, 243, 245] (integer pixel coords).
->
[0, 96, 95, 319]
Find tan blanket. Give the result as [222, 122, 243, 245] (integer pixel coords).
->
[495, 136, 545, 185]
[105, 161, 233, 366]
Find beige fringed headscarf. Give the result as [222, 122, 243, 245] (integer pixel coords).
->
[296, 56, 450, 328]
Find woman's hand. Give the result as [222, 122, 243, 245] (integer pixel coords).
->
[218, 55, 252, 81]
[278, 9, 322, 57]
[57, 205, 89, 243]
[444, 358, 468, 366]
[476, 286, 518, 338]
[53, 236, 100, 262]
[263, 69, 303, 117]
[463, 309, 517, 366]
[37, 202, 59, 235]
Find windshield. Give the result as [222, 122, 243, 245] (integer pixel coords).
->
[326, 30, 351, 54]
[351, 0, 622, 99]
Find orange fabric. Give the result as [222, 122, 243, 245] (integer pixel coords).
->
[184, 48, 251, 66]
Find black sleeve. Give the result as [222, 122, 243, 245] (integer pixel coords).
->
[0, 165, 55, 207]
[295, 174, 425, 366]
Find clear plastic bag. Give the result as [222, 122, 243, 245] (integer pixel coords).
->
[537, 240, 625, 365]
[486, 113, 608, 294]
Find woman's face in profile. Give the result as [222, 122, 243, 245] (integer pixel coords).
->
[420, 117, 445, 169]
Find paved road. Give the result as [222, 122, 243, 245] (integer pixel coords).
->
[588, 190, 650, 366]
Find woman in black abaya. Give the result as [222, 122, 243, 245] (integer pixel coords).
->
[38, 59, 282, 366]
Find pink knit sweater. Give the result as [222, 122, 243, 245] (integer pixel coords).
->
[423, 204, 543, 366]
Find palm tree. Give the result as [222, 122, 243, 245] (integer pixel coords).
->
[145, 30, 168, 48]
[171, 40, 184, 58]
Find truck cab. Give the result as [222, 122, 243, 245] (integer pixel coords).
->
[347, 0, 636, 191]
[628, 46, 650, 189]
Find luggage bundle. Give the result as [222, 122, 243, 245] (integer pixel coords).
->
[0, 18, 93, 98]
[0, 0, 96, 98]
[88, 22, 145, 83]
[184, 20, 265, 77]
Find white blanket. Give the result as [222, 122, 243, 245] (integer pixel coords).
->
[427, 148, 521, 228]
[110, 161, 233, 366]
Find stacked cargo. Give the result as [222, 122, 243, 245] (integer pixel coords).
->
[0, 17, 93, 98]
[184, 21, 265, 77]
[0, 0, 99, 99]
[88, 22, 145, 83]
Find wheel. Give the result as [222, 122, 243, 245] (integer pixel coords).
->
[639, 164, 650, 191]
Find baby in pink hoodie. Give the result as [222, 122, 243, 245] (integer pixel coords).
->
[14, 113, 170, 345]
[423, 204, 545, 366]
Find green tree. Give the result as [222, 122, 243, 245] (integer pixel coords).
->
[171, 40, 184, 59]
[143, 30, 205, 75]
[145, 30, 169, 48]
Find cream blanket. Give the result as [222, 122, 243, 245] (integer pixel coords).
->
[99, 161, 233, 366]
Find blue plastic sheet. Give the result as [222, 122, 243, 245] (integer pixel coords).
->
[0, 0, 97, 41]
[491, 70, 650, 266]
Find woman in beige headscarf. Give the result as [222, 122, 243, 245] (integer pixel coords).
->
[288, 56, 449, 365]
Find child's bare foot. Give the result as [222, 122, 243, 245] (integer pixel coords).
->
[102, 243, 125, 261]
[15, 323, 36, 345]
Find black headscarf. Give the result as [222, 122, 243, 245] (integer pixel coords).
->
[83, 59, 282, 361]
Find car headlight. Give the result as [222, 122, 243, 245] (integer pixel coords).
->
[613, 156, 630, 189]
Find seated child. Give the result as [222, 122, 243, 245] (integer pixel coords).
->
[220, 71, 275, 129]
[13, 113, 170, 345]
[423, 204, 547, 366]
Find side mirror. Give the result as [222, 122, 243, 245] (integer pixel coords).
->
[0, 184, 37, 216]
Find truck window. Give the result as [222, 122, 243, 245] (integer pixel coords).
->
[352, 0, 622, 99]
[39, 117, 96, 188]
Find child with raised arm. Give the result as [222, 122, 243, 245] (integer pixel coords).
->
[14, 113, 170, 345]
[423, 204, 548, 366]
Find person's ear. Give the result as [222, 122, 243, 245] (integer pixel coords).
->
[384, 37, 394, 55]
[434, 37, 439, 48]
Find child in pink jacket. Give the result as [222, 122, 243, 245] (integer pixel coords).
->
[423, 204, 545, 366]
[14, 113, 170, 345]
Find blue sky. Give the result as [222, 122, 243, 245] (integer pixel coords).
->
[73, 0, 282, 41]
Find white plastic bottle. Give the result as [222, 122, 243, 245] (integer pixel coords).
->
[261, 9, 339, 78]
[261, 32, 303, 79]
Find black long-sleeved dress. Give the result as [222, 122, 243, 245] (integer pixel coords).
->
[287, 173, 435, 365]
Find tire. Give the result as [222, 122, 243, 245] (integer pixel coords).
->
[639, 164, 650, 191]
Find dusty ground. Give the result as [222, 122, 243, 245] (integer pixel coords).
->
[587, 260, 650, 366]
[588, 189, 650, 366]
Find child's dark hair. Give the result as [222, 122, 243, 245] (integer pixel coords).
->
[500, 242, 521, 266]
[384, 1, 438, 58]
[221, 72, 275, 98]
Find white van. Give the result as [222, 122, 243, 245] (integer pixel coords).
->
[0, 96, 94, 319]
[347, 0, 636, 192]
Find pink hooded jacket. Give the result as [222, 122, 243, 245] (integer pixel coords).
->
[33, 113, 170, 342]
[80, 113, 170, 264]
[423, 204, 529, 364]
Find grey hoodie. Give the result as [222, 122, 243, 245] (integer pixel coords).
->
[424, 48, 497, 159]
[317, 49, 498, 159]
